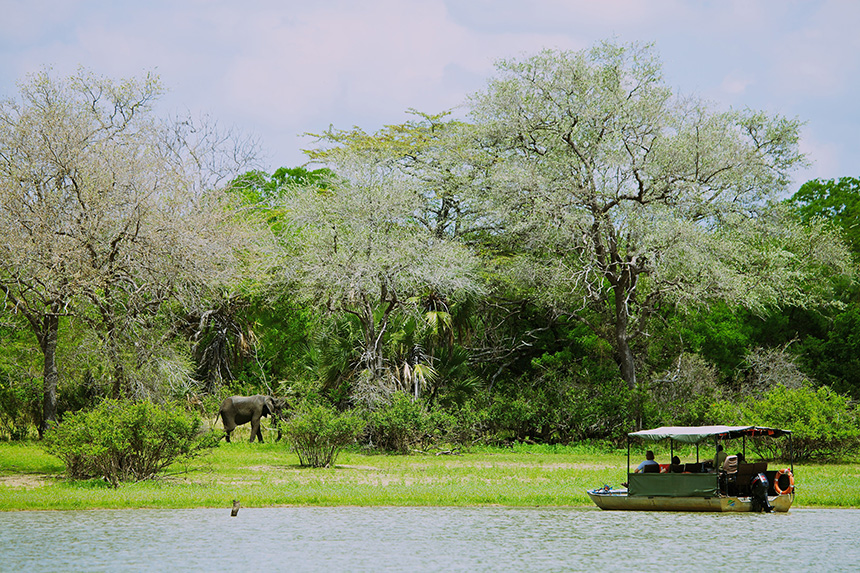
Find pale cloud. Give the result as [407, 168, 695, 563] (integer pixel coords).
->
[769, 1, 860, 99]
[1, 0, 858, 183]
[720, 73, 754, 96]
[798, 128, 844, 182]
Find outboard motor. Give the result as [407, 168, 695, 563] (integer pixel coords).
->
[750, 472, 773, 513]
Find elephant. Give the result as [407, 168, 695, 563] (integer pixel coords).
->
[217, 395, 283, 443]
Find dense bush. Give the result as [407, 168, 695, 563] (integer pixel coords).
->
[798, 307, 860, 399]
[438, 399, 493, 445]
[0, 372, 41, 440]
[363, 393, 433, 453]
[479, 350, 632, 444]
[645, 353, 722, 428]
[282, 402, 365, 467]
[43, 399, 217, 486]
[709, 384, 860, 461]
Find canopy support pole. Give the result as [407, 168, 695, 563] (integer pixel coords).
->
[627, 435, 631, 482]
[789, 433, 794, 474]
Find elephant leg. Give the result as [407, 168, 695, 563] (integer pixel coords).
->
[221, 414, 235, 443]
[250, 418, 261, 443]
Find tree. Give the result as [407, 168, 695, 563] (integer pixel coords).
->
[0, 70, 161, 431]
[788, 177, 860, 258]
[306, 112, 496, 242]
[0, 69, 262, 433]
[282, 146, 482, 406]
[467, 41, 851, 392]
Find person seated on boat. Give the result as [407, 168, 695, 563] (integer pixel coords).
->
[668, 455, 683, 473]
[735, 452, 745, 463]
[722, 454, 739, 474]
[635, 450, 660, 473]
[719, 454, 740, 494]
[713, 444, 727, 471]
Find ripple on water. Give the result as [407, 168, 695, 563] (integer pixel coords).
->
[1, 507, 858, 572]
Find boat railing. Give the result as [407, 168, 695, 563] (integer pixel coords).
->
[627, 472, 719, 497]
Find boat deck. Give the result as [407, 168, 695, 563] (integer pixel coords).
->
[587, 488, 793, 512]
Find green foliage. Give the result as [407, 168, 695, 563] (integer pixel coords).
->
[480, 350, 632, 444]
[0, 337, 42, 440]
[228, 167, 335, 239]
[230, 167, 335, 206]
[0, 373, 41, 440]
[0, 318, 35, 432]
[43, 399, 218, 486]
[788, 177, 860, 258]
[797, 307, 860, 398]
[663, 304, 759, 377]
[645, 353, 722, 427]
[247, 297, 315, 386]
[709, 384, 860, 461]
[364, 393, 434, 454]
[282, 401, 365, 467]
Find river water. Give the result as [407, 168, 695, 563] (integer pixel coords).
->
[1, 507, 858, 572]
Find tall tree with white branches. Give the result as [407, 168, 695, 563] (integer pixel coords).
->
[0, 70, 263, 432]
[284, 140, 482, 405]
[468, 42, 851, 394]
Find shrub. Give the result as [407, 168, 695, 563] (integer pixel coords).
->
[708, 383, 860, 461]
[43, 399, 218, 486]
[282, 402, 364, 467]
[480, 368, 632, 444]
[0, 372, 41, 440]
[363, 393, 433, 453]
[441, 399, 493, 445]
[646, 353, 722, 427]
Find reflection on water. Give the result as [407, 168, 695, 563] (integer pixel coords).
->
[1, 507, 858, 572]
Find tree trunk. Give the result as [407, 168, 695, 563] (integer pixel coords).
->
[38, 313, 60, 438]
[107, 324, 126, 399]
[359, 305, 385, 382]
[613, 284, 637, 391]
[100, 288, 128, 399]
[110, 354, 126, 399]
[613, 281, 644, 430]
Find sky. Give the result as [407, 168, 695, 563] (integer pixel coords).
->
[2, 0, 858, 191]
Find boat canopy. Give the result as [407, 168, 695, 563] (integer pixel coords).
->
[629, 425, 791, 444]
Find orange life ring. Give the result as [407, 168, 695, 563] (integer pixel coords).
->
[774, 468, 795, 495]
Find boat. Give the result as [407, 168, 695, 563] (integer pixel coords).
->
[588, 425, 796, 512]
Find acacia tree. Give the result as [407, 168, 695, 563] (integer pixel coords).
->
[0, 70, 261, 432]
[788, 177, 860, 258]
[307, 112, 496, 242]
[283, 146, 482, 406]
[468, 42, 851, 392]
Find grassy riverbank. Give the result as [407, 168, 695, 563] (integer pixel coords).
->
[1, 441, 858, 511]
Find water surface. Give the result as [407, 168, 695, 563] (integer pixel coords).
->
[1, 507, 857, 571]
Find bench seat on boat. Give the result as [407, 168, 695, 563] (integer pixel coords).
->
[734, 462, 768, 496]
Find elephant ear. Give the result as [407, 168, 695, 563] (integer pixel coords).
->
[264, 396, 276, 416]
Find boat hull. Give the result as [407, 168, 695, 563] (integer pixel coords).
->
[587, 489, 793, 512]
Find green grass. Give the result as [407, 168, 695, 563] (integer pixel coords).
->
[1, 440, 858, 511]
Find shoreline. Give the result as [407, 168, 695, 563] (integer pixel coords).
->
[2, 442, 858, 511]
